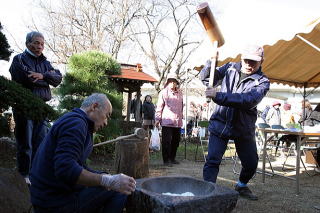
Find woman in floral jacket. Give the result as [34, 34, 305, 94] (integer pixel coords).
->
[155, 73, 183, 166]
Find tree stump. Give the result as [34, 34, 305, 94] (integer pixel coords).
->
[114, 138, 149, 178]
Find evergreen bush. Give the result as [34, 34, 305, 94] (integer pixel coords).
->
[0, 22, 12, 61]
[56, 50, 123, 154]
[0, 76, 58, 121]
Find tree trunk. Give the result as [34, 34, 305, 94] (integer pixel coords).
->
[114, 138, 149, 178]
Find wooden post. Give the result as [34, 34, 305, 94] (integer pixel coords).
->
[135, 90, 142, 122]
[127, 92, 132, 122]
[114, 138, 149, 178]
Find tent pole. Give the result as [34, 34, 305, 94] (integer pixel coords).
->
[296, 34, 320, 52]
[184, 69, 189, 160]
[302, 84, 307, 128]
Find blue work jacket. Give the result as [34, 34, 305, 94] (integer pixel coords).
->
[30, 108, 97, 208]
[201, 61, 270, 139]
[9, 50, 62, 101]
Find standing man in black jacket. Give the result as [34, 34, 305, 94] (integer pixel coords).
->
[9, 31, 62, 184]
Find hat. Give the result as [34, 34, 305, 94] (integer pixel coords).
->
[241, 44, 264, 61]
[272, 101, 281, 107]
[166, 73, 179, 84]
[283, 103, 291, 111]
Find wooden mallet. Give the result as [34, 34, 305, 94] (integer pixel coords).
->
[197, 2, 225, 103]
[93, 128, 146, 147]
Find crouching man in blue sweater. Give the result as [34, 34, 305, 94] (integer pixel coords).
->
[30, 93, 136, 213]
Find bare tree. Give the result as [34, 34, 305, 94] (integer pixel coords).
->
[27, 0, 202, 89]
[130, 0, 201, 92]
[29, 0, 144, 64]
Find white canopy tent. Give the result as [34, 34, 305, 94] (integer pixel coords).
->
[218, 20, 320, 125]
[219, 21, 320, 97]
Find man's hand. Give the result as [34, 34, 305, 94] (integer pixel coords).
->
[28, 71, 44, 82]
[205, 87, 218, 99]
[211, 50, 219, 60]
[101, 173, 136, 195]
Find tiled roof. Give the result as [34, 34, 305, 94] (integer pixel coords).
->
[110, 66, 157, 83]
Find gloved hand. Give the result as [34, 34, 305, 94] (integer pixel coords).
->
[100, 173, 136, 195]
[205, 87, 219, 99]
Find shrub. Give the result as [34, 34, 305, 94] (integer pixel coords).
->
[56, 51, 123, 154]
[0, 76, 58, 121]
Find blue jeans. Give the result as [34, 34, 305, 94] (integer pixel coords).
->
[13, 112, 48, 177]
[203, 133, 258, 184]
[33, 187, 127, 213]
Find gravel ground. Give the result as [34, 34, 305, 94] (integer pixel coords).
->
[1, 137, 320, 213]
[145, 153, 320, 213]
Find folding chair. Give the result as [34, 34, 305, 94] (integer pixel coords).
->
[194, 127, 208, 161]
[301, 145, 320, 175]
[224, 140, 236, 160]
[232, 123, 275, 176]
[256, 123, 275, 176]
[228, 123, 276, 177]
[194, 121, 209, 162]
[282, 141, 320, 176]
[270, 124, 287, 156]
[231, 145, 241, 175]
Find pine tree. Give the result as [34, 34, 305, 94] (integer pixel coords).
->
[0, 22, 12, 61]
[56, 50, 123, 151]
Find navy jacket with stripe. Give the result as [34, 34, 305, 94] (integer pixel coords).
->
[200, 61, 270, 140]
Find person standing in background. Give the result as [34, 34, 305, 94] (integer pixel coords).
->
[188, 102, 197, 124]
[9, 31, 62, 184]
[299, 99, 313, 126]
[281, 103, 296, 127]
[155, 73, 183, 166]
[266, 101, 282, 126]
[130, 94, 142, 121]
[142, 95, 155, 135]
[196, 104, 204, 122]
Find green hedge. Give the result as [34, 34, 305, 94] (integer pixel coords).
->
[56, 51, 123, 154]
[0, 76, 58, 121]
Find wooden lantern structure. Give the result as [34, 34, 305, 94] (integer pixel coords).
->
[109, 63, 157, 122]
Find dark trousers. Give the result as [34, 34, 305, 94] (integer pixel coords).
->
[203, 133, 258, 184]
[33, 186, 127, 213]
[161, 126, 181, 163]
[13, 112, 48, 177]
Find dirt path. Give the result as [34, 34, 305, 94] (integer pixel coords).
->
[1, 137, 320, 213]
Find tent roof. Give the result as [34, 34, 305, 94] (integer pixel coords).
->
[218, 22, 320, 88]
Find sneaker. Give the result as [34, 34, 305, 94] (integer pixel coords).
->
[171, 160, 180, 164]
[235, 185, 258, 200]
[315, 167, 320, 173]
